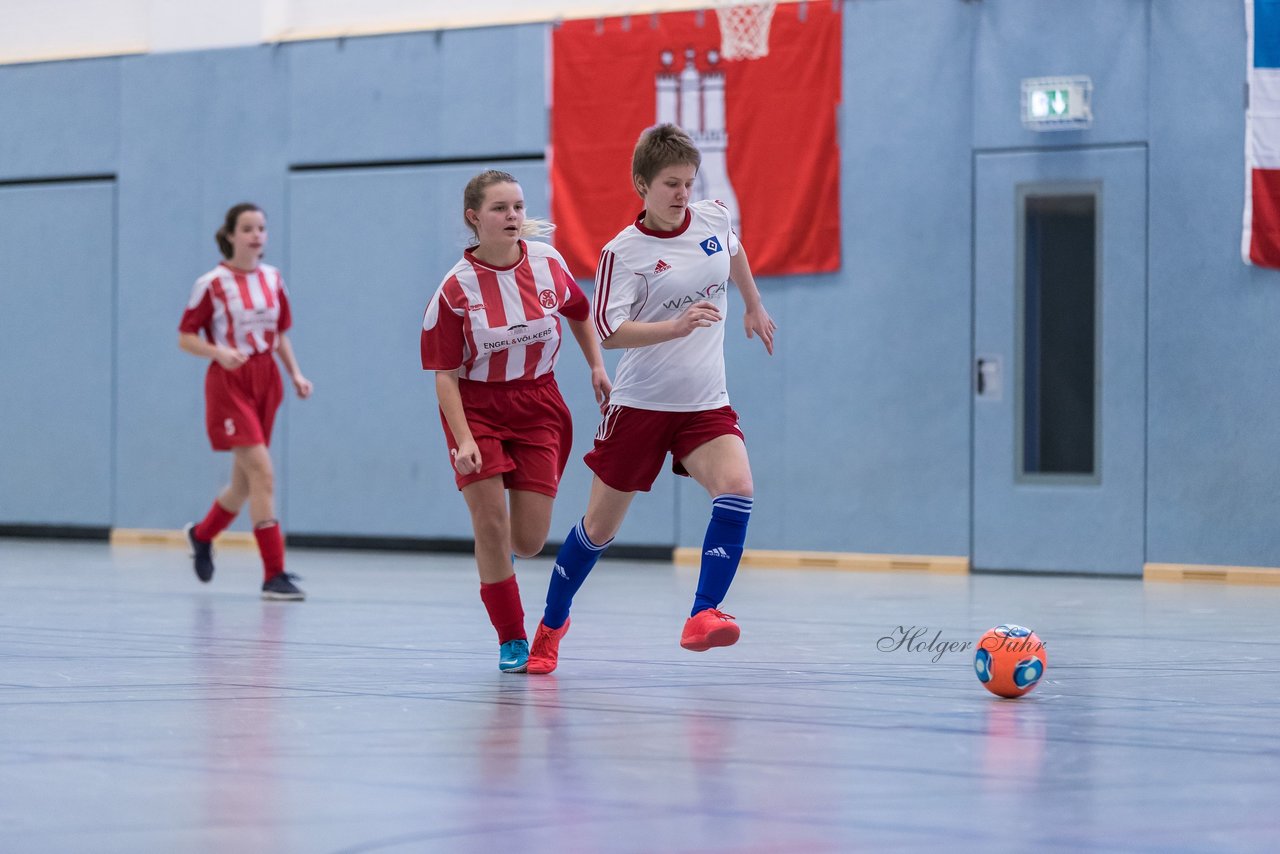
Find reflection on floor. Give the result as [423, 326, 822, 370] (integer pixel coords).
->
[1, 539, 1277, 852]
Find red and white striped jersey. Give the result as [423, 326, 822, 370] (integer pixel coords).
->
[593, 200, 740, 411]
[421, 240, 589, 382]
[179, 262, 293, 356]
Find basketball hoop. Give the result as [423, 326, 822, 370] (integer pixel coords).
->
[713, 0, 776, 61]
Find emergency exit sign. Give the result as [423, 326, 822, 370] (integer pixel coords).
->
[1021, 76, 1092, 131]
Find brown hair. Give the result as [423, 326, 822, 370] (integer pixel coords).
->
[462, 170, 553, 242]
[215, 202, 263, 259]
[631, 123, 701, 187]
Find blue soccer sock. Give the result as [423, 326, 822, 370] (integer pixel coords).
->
[542, 518, 611, 630]
[692, 494, 753, 616]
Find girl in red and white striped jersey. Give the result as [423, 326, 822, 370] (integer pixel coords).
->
[421, 170, 611, 673]
[178, 203, 313, 601]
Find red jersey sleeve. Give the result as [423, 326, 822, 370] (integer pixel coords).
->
[557, 268, 590, 322]
[541, 248, 590, 321]
[276, 280, 293, 333]
[179, 286, 213, 338]
[420, 289, 466, 371]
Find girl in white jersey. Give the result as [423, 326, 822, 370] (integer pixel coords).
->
[179, 203, 313, 601]
[526, 124, 777, 674]
[420, 171, 611, 673]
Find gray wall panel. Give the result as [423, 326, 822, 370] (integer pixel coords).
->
[974, 0, 1149, 149]
[287, 26, 547, 166]
[1147, 0, 1280, 566]
[0, 58, 121, 180]
[114, 47, 290, 532]
[0, 181, 115, 525]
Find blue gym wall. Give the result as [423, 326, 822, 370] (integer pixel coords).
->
[0, 1, 1271, 570]
[1147, 0, 1280, 567]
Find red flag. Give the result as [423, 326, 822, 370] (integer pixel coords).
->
[551, 3, 842, 279]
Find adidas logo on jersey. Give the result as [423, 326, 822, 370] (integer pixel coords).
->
[703, 547, 731, 559]
[654, 259, 672, 275]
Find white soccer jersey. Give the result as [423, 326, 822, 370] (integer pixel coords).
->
[593, 199, 740, 411]
[179, 262, 292, 356]
[421, 240, 589, 383]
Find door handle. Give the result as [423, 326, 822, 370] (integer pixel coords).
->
[975, 355, 1002, 400]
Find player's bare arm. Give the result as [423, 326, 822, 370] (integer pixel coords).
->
[275, 333, 313, 398]
[729, 244, 777, 356]
[434, 370, 481, 474]
[565, 316, 613, 412]
[601, 301, 722, 350]
[179, 331, 247, 371]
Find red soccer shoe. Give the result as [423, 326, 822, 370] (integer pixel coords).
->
[527, 618, 570, 675]
[680, 609, 741, 652]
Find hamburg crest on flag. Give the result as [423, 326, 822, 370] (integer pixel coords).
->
[550, 2, 842, 279]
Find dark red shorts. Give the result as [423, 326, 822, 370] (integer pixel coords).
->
[204, 353, 283, 451]
[584, 405, 744, 493]
[440, 373, 573, 497]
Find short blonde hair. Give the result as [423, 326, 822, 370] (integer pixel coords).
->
[462, 170, 554, 242]
[631, 123, 701, 186]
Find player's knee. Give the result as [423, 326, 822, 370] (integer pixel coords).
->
[581, 517, 618, 547]
[243, 461, 273, 493]
[241, 451, 272, 478]
[470, 508, 508, 543]
[510, 518, 550, 557]
[251, 471, 275, 498]
[511, 535, 545, 559]
[717, 480, 753, 499]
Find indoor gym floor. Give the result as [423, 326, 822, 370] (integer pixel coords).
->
[1, 538, 1277, 853]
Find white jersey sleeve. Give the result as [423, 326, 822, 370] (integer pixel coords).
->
[713, 199, 741, 256]
[592, 246, 646, 343]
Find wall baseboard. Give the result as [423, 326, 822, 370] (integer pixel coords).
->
[107, 528, 671, 561]
[109, 528, 257, 548]
[1144, 562, 1280, 585]
[0, 524, 110, 541]
[674, 547, 969, 574]
[23, 532, 1280, 585]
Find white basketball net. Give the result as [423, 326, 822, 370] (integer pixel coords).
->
[714, 1, 777, 61]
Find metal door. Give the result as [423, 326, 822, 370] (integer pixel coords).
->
[973, 147, 1146, 574]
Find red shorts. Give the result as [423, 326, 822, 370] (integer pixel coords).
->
[204, 353, 283, 451]
[440, 373, 573, 497]
[584, 405, 744, 493]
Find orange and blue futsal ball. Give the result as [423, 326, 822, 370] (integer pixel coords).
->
[974, 624, 1047, 698]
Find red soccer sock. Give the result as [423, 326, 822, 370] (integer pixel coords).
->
[193, 500, 237, 543]
[479, 575, 527, 644]
[253, 521, 285, 581]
